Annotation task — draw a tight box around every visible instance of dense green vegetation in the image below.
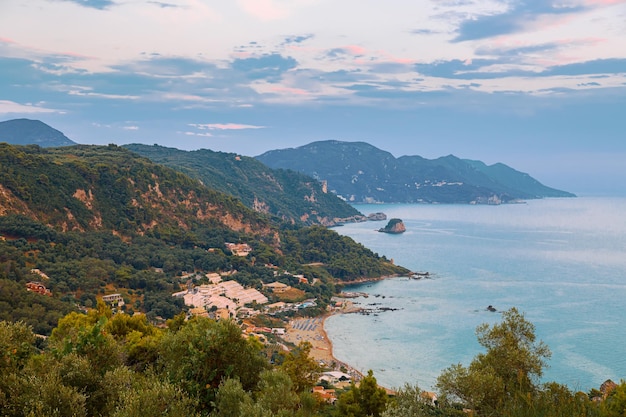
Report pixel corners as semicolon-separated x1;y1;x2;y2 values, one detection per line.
1;307;624;417
0;143;271;234
125;144;361;226
0;143;407;333
2;141;619;416
0;213;406;334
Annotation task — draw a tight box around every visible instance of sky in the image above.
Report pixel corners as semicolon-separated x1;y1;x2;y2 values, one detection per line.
1;0;625;195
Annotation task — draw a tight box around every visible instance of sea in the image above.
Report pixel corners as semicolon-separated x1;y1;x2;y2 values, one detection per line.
324;197;626;392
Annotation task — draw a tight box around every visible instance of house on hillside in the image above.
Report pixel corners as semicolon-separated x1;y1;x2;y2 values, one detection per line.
312;386;337;403
26;281;52;296
294;274;309;284
263;282;290;293
225;242;252;257
102;293;124;307
30;269;50;280
179;281;267;311
319;371;352;385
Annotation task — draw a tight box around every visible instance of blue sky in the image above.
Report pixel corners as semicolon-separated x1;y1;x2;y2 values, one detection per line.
1;0;625;195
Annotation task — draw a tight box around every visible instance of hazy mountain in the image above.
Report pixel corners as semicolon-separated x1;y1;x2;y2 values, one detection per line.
256;140;575;204
0;118;77;147
125;144;362;226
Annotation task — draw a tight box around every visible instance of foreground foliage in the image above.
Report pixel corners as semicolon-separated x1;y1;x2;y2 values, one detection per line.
1;307;624;417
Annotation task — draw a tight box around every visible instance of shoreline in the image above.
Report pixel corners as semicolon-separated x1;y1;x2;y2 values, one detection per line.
280;276;410;388
281;300;367;382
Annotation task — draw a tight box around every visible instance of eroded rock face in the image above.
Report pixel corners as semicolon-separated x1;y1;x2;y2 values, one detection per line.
378;218;406;234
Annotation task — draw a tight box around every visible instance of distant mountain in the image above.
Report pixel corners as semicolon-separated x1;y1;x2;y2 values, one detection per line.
125;144;361;226
0;119;77;147
256;140;575;204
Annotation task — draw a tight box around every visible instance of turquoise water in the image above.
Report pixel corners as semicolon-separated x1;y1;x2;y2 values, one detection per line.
325;198;626;392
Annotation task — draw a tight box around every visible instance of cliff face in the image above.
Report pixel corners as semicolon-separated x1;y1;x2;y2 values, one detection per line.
379;218;406;234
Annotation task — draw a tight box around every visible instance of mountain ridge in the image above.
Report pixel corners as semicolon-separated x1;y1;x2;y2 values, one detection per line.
256;140;575;204
124;144;362;226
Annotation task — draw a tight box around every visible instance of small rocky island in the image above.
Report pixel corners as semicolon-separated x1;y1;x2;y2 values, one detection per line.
378;218;406;234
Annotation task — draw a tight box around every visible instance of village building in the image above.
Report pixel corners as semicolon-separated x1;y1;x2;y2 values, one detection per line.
294;274;309;284
265;301;286;311
102;293;124;307
225;242;252;257
205;272;222;284
312;386;337;403
25;281;52;296
263;282;290;293
30;269;50;280
178;280;268;312
319;371;352;385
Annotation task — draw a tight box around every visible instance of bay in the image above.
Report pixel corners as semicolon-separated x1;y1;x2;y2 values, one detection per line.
325;197;626;392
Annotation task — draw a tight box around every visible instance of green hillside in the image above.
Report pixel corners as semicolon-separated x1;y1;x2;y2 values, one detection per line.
125;144;361;226
0;143;407;334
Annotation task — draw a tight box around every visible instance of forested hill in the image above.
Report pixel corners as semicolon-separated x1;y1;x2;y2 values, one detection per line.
0;143;408;334
0;143;273;239
125;144;361;226
257;140;576;204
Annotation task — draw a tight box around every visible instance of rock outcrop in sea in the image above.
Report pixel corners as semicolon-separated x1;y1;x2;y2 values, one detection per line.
378;218;406;234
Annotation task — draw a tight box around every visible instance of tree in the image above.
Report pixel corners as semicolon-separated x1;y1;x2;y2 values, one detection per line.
382;383;450;417
158;317;268;411
603;380;626;417
436;308;551;416
336;370;388;417
256;369;299;414
280;341;322;393
111;372;200;417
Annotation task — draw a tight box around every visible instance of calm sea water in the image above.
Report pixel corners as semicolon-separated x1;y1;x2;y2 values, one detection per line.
325;197;626;392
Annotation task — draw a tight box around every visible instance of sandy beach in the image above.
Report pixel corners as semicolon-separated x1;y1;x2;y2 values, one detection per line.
282;316;335;364
280;300;364;378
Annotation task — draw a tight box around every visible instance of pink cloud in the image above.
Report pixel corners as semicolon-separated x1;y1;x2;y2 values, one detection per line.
270;86;309;95
344;45;367;56
584;0;626;5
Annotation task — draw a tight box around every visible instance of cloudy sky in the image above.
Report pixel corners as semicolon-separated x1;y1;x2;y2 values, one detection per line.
1;0;625;195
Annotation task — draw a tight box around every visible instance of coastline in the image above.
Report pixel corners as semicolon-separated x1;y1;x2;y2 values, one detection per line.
281;301;365;381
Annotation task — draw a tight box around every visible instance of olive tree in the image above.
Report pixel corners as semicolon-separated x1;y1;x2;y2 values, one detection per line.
436;308;551;416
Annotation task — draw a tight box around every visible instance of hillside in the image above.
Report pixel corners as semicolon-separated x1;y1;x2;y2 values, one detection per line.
256;140;575;204
0;118;77;147
0;143;272;238
124;144;361;226
0;143;408;334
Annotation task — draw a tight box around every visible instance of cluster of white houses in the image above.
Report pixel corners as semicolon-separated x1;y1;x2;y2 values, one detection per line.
171;268;320;318
174;278;268;313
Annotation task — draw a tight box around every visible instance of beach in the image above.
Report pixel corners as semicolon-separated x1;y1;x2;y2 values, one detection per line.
281;300;364;380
